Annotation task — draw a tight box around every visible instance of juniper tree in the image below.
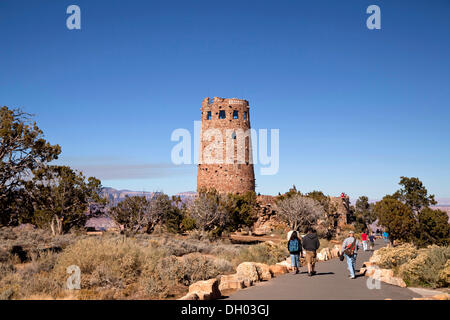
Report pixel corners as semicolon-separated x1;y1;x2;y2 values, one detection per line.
0;106;61;225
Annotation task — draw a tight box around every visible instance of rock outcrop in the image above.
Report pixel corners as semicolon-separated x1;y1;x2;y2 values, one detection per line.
252;196;287;235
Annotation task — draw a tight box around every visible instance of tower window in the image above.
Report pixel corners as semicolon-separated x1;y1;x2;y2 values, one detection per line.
233;110;238;119
232;131;236;139
244;111;248;120
207;111;211;120
219;110;226;119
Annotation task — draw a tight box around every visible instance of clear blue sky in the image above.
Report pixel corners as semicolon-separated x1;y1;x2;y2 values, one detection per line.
1;0;449;201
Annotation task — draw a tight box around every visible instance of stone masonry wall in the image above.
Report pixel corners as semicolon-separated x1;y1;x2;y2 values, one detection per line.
197;97;255;194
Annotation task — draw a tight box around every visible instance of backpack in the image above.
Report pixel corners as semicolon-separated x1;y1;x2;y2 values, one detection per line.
289;239;299;253
344;238;357;256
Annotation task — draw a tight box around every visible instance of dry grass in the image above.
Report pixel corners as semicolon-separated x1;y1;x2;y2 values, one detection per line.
227;242;288;266
0;229;275;300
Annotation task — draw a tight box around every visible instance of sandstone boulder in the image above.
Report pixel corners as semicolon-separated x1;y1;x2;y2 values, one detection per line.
188;278;221;300
319;248;331;261
242;279;253;287
255;263;272;281
362;261;376;267
316;252;324;261
178;292;199;300
218;274;246;291
269;264;288;276
236;262;260;282
276;258;292;269
364;265;406;288
331;245;341;258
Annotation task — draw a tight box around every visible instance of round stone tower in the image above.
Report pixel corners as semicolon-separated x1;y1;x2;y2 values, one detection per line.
197;97;255;194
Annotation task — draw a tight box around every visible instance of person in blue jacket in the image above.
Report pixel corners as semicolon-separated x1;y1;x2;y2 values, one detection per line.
287;231;303;274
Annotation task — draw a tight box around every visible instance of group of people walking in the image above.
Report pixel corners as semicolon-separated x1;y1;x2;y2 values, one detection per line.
361;230;377;251
287;228;380;279
287;228;320;276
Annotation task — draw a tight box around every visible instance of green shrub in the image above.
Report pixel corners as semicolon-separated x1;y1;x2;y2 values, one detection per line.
181;216;196;231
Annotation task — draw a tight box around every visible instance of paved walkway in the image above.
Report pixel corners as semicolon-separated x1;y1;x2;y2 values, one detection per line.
228;240;422;300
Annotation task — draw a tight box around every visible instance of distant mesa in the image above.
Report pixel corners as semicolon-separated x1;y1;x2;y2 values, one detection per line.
101;187;160;206
100;187;196;206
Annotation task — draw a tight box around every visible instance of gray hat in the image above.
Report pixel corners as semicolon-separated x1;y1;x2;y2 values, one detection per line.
348;230;355;235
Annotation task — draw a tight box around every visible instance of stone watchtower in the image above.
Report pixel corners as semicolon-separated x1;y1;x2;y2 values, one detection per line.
197;97;255;194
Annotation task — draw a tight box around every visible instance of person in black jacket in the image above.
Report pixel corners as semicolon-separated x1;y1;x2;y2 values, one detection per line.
287;231;302;274
302;227;320;276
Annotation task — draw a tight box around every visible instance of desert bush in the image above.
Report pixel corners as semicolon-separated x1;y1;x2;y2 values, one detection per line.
0;226;80;258
140;255;184;299
210;244;242;262
377;243;418;269
0;248;11;263
140;252;232;299
0;261;15;282
51;235;237;299
319;239;332;250
0;261;62;299
24;251;58;275
399;246;450;288
53;237;151;289
0;230;292;299
180;253;233;285
0;288;14;300
157;236;210;256
234;242;287;266
438;260;450;287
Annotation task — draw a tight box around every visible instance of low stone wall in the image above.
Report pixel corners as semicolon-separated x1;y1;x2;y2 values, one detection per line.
359;251;407;288
178;261;289;300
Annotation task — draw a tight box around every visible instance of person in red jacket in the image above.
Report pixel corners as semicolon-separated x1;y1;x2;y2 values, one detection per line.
361;231;368;251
